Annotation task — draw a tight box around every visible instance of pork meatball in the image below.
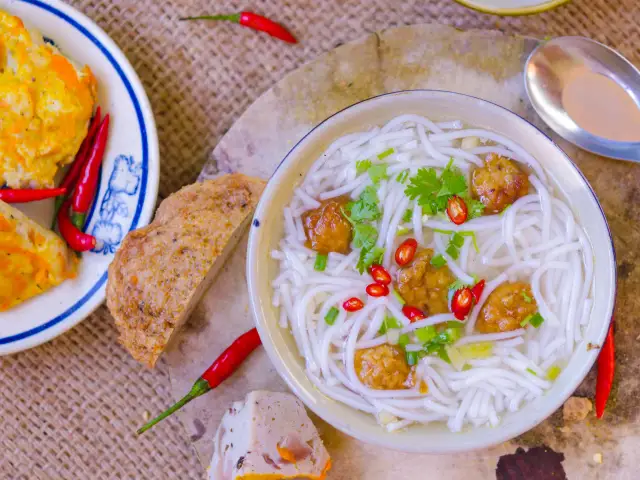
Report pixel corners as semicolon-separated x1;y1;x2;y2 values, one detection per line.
396;249;455;315
476;281;538;333
354;344;415;390
471;154;529;213
302;196;352;254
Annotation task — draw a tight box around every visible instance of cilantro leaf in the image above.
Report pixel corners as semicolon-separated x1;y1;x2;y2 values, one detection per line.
356;159;372;175
405;168;440;202
357;246;385;274
352;224;377;250
368;163;388;184
468;199;485;219
438;161;468;198
345;186;381;223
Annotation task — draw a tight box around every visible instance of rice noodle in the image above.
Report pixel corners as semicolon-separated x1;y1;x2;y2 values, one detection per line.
272;114;595;433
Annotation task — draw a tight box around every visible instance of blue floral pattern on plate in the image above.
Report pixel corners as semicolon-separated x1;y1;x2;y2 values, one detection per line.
91;154;142;254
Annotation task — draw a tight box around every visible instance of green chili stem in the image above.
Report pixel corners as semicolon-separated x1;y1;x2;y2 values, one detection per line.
179;14;241;23
137;377;211;435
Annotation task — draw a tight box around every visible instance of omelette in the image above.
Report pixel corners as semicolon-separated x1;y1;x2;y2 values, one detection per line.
0;10;97;188
0;200;77;311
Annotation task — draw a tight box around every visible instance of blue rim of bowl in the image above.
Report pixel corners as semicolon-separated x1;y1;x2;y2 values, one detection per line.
250;89;616;452
0;0;150;346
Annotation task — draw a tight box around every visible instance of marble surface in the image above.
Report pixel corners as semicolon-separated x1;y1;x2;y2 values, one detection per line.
166;24;638;478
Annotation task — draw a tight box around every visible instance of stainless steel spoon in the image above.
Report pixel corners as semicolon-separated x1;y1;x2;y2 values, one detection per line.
525;36;640;161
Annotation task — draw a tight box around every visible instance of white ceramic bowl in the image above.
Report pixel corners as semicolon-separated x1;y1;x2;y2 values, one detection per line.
0;0;159;354
453;0;570;16
247;90;616;452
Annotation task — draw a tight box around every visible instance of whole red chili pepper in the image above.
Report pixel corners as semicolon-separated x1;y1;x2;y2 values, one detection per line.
595;321;614;419
137;328;262;434
0;187;66;203
180;12;297;44
71;114;110;230
57;200;96;252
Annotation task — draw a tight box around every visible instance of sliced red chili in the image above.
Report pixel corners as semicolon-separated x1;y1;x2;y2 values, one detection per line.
343;297;364;312
395;238;418;266
366;283;389;297
402;305;426;323
369;264;391;285
451;287;474;320
447;195;468;225
595;322;614;419
471;279;486;303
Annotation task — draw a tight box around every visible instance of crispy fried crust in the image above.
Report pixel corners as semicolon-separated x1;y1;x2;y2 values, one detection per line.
106;174;265;367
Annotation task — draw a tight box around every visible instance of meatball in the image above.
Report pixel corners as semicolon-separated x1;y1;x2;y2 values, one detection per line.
476;281;538;333
471;154;529;213
302;196;352;254
396;249;455;315
354;344;415;390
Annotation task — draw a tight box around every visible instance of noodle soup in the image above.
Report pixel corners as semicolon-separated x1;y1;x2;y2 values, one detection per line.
270;114;595;433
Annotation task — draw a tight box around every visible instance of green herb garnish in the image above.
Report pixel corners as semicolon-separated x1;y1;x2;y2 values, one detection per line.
529;312;545;328
368;163;388;184
468;199;485;219
547;365;562;380
314;253;328;272
378;316;402;335
430;254;447;268
402;208;413;223
451;232;465;248
357;246;385;274
378;148;394;160
397;226;410;236
345;186;381;224
397;170;409;184
398;333;410;348
449;279;469;292
406;351;419;366
446;243;460;260
324;307;339;325
352;224;377;249
522;291;533;303
526;367;537;376
415;326;437;343
356;159;372;175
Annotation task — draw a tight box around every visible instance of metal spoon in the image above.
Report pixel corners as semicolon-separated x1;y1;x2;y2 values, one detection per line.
525;36;640;161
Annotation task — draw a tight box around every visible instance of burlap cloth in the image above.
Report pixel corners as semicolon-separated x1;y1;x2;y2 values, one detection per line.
1;1;637;479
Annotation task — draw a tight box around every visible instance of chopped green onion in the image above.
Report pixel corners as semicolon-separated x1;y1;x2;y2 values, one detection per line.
392;289;406;305
446;243;459;260
356;159;372;175
526;367;537;376
529;312;545;328
396;226;410;236
458;342;493;359
437;345;451;364
451;232;465;247
324;307;339;325
522;291;533;303
547;365;562;380
406;351;419;366
378;316;402;335
417;350;428;359
430;254;447;268
378;148;394;160
520;314;533;327
446;321;464;329
314;253;328;272
462;363;472;371
368;163;389;184
444;327;462;343
415;326;437;343
398;333;410;348
402;208;413;223
397;170;409;184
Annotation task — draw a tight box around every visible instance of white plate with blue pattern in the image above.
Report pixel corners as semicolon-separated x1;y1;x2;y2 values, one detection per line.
0;0;159;354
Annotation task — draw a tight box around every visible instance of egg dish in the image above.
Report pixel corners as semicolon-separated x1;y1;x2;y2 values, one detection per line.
0;10;97;188
0;200;77;311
